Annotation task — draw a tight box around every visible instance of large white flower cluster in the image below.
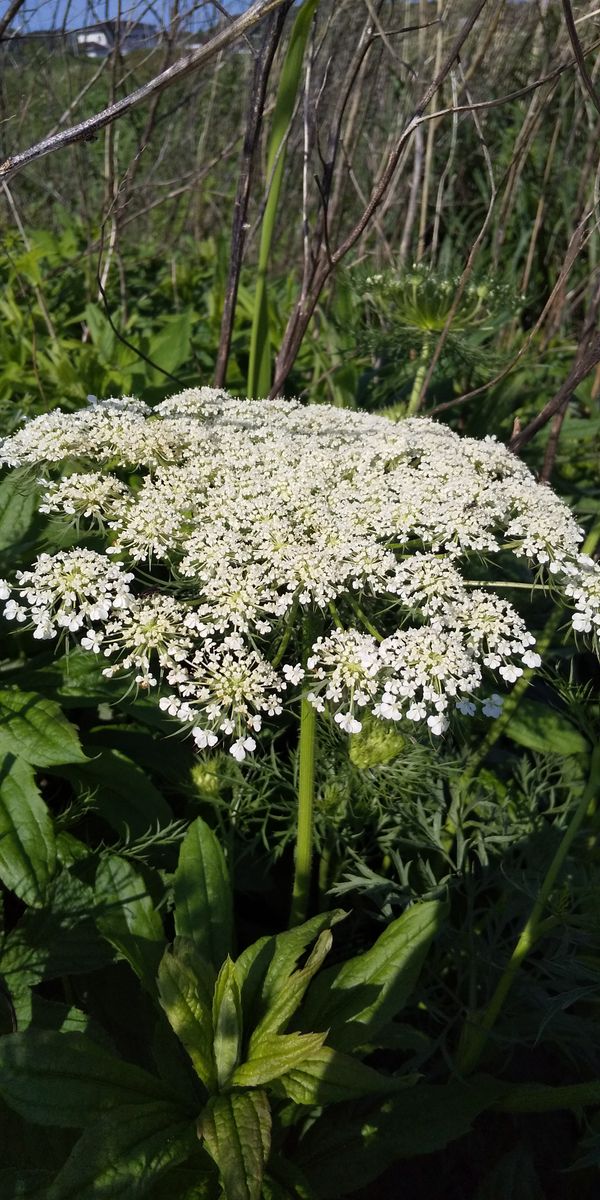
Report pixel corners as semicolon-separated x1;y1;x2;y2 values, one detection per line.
0;389;598;759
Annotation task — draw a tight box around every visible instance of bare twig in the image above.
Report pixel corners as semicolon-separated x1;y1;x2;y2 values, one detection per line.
0;0;292;182
561;0;600;116
0;0;28;42
214;3;293;386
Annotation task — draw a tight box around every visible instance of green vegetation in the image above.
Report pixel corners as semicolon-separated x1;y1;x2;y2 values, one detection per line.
0;2;600;1198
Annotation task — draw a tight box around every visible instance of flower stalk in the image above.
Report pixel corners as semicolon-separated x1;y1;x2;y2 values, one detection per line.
457;744;600;1075
406;332;432;417
289;690;318;927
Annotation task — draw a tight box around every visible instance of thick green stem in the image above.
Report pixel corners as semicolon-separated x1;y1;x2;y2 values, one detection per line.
406;333;432;416
457;745;600;1075
289;693;317;927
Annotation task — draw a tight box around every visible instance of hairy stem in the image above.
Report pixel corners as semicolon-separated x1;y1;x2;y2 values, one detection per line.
406;333;432;416
457;744;600;1075
289;692;318;927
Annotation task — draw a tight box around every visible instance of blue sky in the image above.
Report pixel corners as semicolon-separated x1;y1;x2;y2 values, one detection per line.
11;0;250;32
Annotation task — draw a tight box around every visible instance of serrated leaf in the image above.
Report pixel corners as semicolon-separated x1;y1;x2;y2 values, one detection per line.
46;1101;199;1200
158;942;216;1090
0;1031;177;1127
276;1045;417;1105
249;930;333;1048
0;687;87;767
199;1090;271;1200
0;468;37;551
0;755;56;906
505;699;589;756
232;1031;326;1089
297;1078;505;1197
58;749;172;838
96;855;166;995
235;911;345;1031
212;957;242;1089
174;817;232;970
300;900;443;1052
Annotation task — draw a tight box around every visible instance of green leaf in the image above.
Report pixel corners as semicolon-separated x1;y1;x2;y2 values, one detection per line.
96;855;166;995
504;699;589;756
58;749;173;838
297;1078;505;1197
147;310;193;380
174;817;233;970
158;941;216;1091
232;1032;327;1089
0;1031;177;1127
235;911;345;1031
0;755;56;906
249;930;333;1048
276;1045;417;1106
0;468;37;552
300;900;444;1052
84;303;116;364
46;1102;199;1200
199;1090;271;1200
0;687;87;767
212;957;243;1089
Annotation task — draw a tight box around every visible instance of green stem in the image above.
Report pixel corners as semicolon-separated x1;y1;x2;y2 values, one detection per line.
289;693;318;927
457;745;600;1075
406;333;432;416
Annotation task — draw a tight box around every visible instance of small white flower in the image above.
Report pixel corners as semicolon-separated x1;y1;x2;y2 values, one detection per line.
334;711;363;734
192;726;218;750
521;649;541;668
283;663;305;685
456;698;476;716
427;713;448;736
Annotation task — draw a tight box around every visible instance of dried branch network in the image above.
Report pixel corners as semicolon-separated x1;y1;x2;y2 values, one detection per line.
0;392;598;760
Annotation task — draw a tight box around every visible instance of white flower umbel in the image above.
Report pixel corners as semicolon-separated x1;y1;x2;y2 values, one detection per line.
1;388;598;754
5;389;599;925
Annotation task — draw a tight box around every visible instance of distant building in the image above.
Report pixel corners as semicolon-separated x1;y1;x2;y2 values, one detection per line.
0;19;164;59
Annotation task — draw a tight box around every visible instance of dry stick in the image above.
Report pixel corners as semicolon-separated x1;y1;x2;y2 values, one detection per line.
0;0;292;183
272;16;600;397
430;69;458;265
0;0;27;41
417;0;444;262
270;0;491;397
399;124;423;265
561;0;600;116
214;4;292;387
410;63;497;412
510;291;600;456
429;204;597;419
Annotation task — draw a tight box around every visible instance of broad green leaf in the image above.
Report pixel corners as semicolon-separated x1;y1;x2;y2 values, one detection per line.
0;1031;177;1127
174;817;233;970
235;911;345;1030
0;468;37;551
147;310;193;380
84;303;116;364
504;699;589;756
46;1102;199;1200
0;869;110;991
158;942;216;1090
297;1078;505;1197
0;687;87;767
0;755;56;906
249;929;333;1047
212;957;242;1089
276;1045;417;1106
232;1031;327;1089
96;855;166;995
300;900;443;1052
199;1090;271;1200
58;749;173;838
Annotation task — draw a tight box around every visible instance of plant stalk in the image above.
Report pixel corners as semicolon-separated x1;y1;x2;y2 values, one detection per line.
289;692;318;927
406;333;432;416
457;744;600;1075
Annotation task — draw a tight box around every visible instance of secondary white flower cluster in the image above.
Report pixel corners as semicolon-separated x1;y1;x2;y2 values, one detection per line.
0;389;597;757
